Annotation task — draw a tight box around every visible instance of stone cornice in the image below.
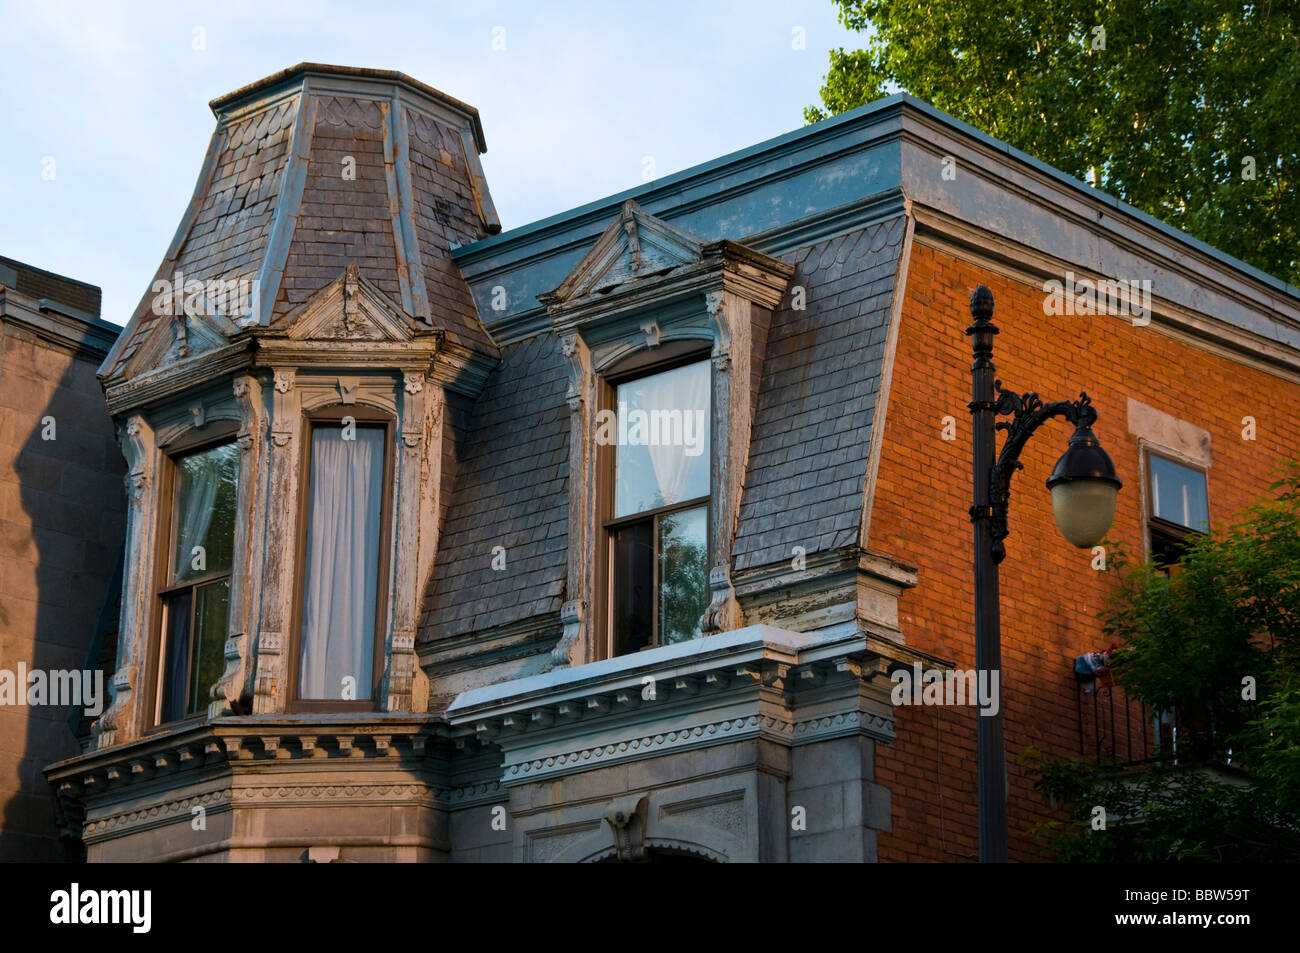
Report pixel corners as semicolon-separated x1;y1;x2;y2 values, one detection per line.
445;624;901;785
0;287;119;360
103;340;254;415
910;203;1300;382
47;716;452;801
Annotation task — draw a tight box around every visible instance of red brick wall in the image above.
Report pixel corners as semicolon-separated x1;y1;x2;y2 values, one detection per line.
869;240;1300;862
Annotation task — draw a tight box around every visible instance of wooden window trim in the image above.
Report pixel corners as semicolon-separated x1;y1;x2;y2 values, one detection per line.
145;422;240;733
596;345;713;659
285;404;395;713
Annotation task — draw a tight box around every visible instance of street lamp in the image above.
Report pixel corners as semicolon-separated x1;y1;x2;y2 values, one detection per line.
966;284;1121;863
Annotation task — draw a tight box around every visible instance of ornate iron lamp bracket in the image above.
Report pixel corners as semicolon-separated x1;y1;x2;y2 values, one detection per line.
987;383;1096;562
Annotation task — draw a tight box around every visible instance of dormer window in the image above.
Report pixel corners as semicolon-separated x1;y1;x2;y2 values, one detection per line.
154;434;240;725
604;354;711;655
539;201;792;667
290;406;394;709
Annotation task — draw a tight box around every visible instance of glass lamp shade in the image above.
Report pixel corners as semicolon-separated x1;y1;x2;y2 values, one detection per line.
1046;426;1122;548
1049;478;1119;548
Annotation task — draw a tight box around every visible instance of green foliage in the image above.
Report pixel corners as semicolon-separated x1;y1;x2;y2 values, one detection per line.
1026;749;1300;862
1247;670;1300;817
808;1;1300;285
1025;461;1300;860
1102;460;1300;741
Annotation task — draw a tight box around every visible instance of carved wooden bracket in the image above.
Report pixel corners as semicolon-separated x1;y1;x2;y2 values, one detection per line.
271;370;295;446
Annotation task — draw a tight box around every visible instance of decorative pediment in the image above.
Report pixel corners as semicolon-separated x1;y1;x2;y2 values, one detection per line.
122;292;242;379
284;265;415;343
542;201;707;306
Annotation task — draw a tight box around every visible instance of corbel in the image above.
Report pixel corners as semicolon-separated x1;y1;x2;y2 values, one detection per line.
271;369;296;446
604;794;649;862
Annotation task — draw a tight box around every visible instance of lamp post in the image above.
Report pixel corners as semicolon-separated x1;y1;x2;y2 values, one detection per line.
966;284;1122;863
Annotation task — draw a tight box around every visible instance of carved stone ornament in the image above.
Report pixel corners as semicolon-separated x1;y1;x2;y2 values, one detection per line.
603;794;649;862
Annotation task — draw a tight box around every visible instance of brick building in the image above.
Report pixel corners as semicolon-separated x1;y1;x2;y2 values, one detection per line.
0;258;123;861
40;64;1300;862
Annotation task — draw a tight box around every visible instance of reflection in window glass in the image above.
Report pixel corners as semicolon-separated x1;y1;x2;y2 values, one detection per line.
614;361;710;518
171;443;239;583
658;506;708;645
158;441;239;724
1149;455;1208;531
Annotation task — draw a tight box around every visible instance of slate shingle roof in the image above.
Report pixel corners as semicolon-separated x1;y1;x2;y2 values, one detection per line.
104;68;498;380
421;215;906;642
404;109;498;353
107;96;298;371
419;332;570;641
732;215;906;571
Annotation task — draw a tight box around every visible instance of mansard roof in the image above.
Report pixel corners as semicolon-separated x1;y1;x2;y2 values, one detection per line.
453;94;1300;369
100;63;501;387
418;203;907;657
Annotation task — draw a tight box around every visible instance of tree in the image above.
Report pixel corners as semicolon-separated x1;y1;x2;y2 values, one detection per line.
1028;461;1300;861
807;1;1299;286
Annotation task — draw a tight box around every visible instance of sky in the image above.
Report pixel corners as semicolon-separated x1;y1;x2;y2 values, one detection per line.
0;0;862;326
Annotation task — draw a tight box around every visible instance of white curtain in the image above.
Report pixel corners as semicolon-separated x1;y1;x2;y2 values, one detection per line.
298;427;383;700
643;361;710;507
174;451;222;578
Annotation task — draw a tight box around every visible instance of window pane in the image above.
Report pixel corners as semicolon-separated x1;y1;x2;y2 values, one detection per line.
610;520;653;655
188;580;230;716
299;425;385;700
658;506;708;645
158;589;193;724
1149;455;1208;531
172;442;240;583
614;360;710;517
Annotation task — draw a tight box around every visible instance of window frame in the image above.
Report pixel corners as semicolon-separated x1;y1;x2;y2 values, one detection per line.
147;421;240;731
1143;447;1209;567
596;343;713;659
285;403;395;713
